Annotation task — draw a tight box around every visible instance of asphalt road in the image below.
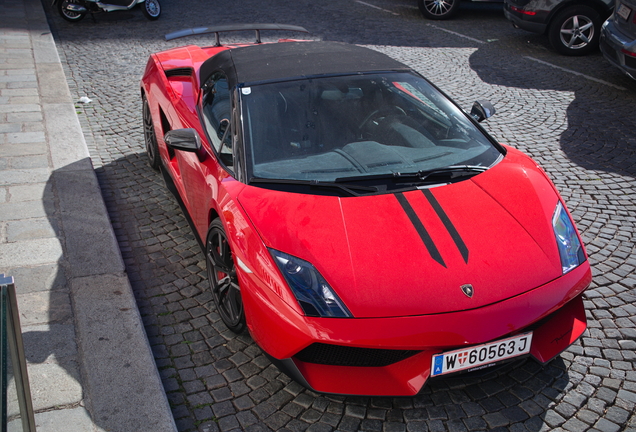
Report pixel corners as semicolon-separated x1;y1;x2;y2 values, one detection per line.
42;0;636;431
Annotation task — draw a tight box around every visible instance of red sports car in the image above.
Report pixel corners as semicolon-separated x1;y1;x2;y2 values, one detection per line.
140;24;591;396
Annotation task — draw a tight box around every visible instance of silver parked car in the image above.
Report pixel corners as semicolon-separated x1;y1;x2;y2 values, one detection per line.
504;0;613;55
600;0;636;79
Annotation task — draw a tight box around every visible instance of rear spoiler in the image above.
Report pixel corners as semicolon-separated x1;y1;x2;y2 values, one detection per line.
165;23;310;46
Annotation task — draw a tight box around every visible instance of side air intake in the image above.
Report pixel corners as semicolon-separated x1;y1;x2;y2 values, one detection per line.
165;67;193;77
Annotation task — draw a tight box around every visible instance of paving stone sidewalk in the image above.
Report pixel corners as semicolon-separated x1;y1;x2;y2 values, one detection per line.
0;0;176;430
33;0;636;431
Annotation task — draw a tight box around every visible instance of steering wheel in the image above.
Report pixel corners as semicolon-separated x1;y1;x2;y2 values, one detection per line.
359;105;407;131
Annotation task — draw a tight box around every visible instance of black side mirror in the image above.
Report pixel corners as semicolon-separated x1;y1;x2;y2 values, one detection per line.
470;100;496;122
164;128;202;152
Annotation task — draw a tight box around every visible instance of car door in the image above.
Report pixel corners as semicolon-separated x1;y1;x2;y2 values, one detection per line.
175;72;234;238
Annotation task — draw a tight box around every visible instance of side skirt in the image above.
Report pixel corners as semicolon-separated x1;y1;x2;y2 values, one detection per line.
159;164;205;251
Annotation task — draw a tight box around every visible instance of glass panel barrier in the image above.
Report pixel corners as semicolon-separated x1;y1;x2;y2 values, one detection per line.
0;275;36;432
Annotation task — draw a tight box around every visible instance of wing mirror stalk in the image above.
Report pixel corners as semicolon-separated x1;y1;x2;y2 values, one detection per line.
470;100;496;122
164;128;207;160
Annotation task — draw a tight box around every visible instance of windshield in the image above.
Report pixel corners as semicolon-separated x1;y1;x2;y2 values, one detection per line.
240;72;502;185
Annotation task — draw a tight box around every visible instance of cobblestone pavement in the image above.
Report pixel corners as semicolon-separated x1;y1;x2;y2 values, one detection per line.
41;0;636;430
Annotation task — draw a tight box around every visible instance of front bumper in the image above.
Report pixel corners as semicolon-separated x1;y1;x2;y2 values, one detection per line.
241;263;591;396
600;19;636;79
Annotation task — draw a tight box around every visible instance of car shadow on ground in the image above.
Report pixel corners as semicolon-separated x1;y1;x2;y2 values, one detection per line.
64;149;579;431
37;0;626;428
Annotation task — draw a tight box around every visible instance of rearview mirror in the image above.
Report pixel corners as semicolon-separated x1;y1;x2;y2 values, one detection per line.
217;119;230;139
470;100;496;122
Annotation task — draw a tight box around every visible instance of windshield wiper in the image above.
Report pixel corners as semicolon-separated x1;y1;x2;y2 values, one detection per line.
415;165;488;181
249;177;379;197
335;165;488;184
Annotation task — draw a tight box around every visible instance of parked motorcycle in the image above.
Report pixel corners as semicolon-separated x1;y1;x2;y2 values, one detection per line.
53;0;161;22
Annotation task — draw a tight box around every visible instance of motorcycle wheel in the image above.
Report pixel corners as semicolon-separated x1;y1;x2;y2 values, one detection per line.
57;0;87;22
142;0;161;20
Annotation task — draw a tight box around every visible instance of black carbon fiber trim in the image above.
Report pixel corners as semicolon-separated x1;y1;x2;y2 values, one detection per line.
165;67;194;77
295;343;420;367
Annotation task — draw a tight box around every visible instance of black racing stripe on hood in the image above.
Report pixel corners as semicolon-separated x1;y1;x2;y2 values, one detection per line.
422;189;469;264
395;193;446;268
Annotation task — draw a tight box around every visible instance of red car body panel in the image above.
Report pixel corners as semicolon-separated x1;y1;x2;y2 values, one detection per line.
240;261;589;395
140;38;591;396
237;146;566;318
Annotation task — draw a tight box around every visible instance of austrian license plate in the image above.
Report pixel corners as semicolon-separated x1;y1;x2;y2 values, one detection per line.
431;332;533;377
618;3;632;20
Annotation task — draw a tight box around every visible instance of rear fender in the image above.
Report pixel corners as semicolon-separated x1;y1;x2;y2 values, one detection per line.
546;0;612;26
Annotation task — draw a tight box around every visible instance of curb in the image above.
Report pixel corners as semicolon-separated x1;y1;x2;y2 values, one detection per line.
29;0;177;429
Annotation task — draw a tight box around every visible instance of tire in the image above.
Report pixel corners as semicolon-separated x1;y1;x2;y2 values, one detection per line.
418;0;460;20
206;220;246;334
57;0;86;22
142;96;161;170
548;6;601;56
141;0;161;20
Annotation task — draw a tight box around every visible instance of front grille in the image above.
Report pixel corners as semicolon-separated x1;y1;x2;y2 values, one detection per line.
294;343;420;367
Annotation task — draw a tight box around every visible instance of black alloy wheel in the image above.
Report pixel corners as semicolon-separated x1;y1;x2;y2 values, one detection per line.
548;6;601;56
142;96;160;170
418;0;460;20
206;220;246;334
57;0;86;22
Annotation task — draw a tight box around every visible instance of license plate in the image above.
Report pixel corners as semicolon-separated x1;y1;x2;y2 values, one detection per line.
618;4;631;20
431;332;533;377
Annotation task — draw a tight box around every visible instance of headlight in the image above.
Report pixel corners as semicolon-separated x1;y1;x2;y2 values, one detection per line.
552;202;585;274
269;249;352;318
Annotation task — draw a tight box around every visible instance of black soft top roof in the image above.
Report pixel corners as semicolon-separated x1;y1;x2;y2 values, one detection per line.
199;41;411;88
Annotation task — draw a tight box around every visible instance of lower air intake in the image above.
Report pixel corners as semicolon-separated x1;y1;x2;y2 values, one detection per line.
625;54;636;69
294;343;420;367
